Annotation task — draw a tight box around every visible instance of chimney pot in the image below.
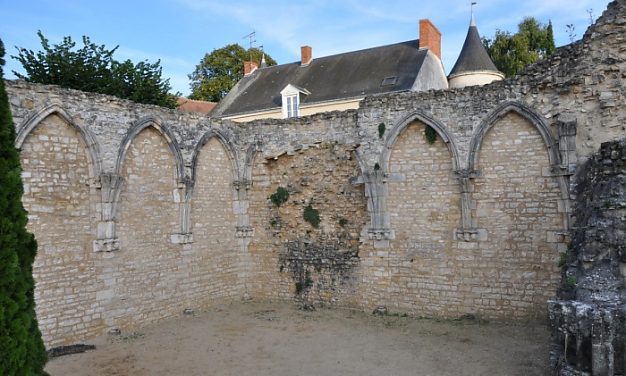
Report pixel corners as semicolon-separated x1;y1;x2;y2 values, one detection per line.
301;45;313;66
419;19;442;60
244;61;258;76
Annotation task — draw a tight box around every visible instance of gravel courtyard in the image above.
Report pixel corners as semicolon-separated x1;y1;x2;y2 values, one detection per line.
45;301;550;376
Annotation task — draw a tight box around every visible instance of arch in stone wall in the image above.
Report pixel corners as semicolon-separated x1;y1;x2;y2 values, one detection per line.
115;116;185;181
381;109;461;172
469;101;560;171
16;104;102;178
470;106;566;318
243;143;260;184
468;101;569;203
190;127;240;189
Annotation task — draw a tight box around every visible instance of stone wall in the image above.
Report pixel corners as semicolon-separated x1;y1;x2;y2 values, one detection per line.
6;0;625;347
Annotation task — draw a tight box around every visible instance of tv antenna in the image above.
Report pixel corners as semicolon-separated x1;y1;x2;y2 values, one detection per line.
242;30;257;60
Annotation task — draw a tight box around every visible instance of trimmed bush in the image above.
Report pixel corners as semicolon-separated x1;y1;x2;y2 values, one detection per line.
0;39;48;375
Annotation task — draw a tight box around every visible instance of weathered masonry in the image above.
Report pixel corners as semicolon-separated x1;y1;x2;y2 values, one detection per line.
6;1;625;348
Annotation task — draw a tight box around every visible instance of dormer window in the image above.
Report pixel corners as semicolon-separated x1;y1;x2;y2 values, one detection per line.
286;94;299;118
280;84;310;119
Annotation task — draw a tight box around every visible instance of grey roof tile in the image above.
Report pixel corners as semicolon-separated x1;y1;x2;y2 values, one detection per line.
214;40;428;117
449;25;499;77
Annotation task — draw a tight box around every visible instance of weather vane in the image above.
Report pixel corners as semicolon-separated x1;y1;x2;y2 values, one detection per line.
470;2;477;25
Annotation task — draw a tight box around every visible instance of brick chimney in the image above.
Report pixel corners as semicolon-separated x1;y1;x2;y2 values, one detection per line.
244;61;258;76
419;19;441;60
301;45;312;66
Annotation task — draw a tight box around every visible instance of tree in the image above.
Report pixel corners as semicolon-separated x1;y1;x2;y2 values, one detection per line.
0;39;48;375
483;17;556;77
188;44;277;102
13;31;178;108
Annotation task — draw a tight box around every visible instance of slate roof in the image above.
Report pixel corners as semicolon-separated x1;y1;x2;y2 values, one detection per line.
449;24;499;77
213;40;429;117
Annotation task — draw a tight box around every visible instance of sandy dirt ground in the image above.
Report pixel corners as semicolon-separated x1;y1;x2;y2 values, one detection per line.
45;301;549;376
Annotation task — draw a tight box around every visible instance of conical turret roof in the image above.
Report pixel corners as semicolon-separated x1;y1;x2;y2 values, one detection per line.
449;18;499;77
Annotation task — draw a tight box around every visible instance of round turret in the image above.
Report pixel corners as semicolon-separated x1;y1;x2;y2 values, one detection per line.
448;15;504;88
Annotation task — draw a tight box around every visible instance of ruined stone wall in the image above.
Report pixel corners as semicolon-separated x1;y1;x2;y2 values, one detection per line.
247;143;367;306
5;0;625;347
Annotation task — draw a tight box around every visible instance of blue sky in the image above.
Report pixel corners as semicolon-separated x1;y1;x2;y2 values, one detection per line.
1;0;611;96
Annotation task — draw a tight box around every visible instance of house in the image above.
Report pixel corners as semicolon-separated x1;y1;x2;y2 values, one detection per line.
211;20;449;122
176;97;216;114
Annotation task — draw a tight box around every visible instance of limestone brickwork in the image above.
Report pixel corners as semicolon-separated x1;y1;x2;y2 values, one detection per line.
5;0;625;347
20;114;102;346
472;113;564;318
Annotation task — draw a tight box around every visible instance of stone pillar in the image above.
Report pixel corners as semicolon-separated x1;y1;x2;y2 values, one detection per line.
361;170;394;248
557;114;577;174
171;177;193;244
93;172;123;252
453;169;487;242
234;179;254;300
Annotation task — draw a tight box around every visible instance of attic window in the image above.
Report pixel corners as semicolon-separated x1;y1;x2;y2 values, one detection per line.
286;94;299;118
280;84;310;119
381;76;398;87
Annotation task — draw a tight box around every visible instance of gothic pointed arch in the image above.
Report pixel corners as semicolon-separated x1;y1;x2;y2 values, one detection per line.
115;116;185;181
190;127;240;188
381;110;460;172
469;101;560;171
16;104;102;178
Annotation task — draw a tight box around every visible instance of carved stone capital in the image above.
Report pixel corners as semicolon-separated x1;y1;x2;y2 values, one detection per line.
453;228;488;242
93;238;120;252
233;179;252;191
367;228;394;241
171;233;194;244
235;226;254;238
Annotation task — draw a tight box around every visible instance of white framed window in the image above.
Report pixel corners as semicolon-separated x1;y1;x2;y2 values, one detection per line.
286;94;299;118
280;84;310;119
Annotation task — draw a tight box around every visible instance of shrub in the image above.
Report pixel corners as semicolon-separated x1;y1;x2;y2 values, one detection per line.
269;186;289;207
0;38;48;375
303;204;320;228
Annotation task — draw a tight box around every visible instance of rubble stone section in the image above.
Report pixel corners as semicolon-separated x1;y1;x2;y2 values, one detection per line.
20;114;103;346
247;144;367;306
474;113;563;318
549;140;626;376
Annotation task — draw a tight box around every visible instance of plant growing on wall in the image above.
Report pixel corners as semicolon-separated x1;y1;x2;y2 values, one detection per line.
424;125;437;145
0;38;48;375
378;123;386;139
303;204;320;228
269;186;289;207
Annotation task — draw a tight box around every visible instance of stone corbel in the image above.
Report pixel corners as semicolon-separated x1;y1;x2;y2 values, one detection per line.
94;173;124;252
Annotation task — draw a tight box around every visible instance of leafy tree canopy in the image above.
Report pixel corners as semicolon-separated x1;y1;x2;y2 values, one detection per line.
188;44;277;102
13;31;178;108
483;17;556;77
